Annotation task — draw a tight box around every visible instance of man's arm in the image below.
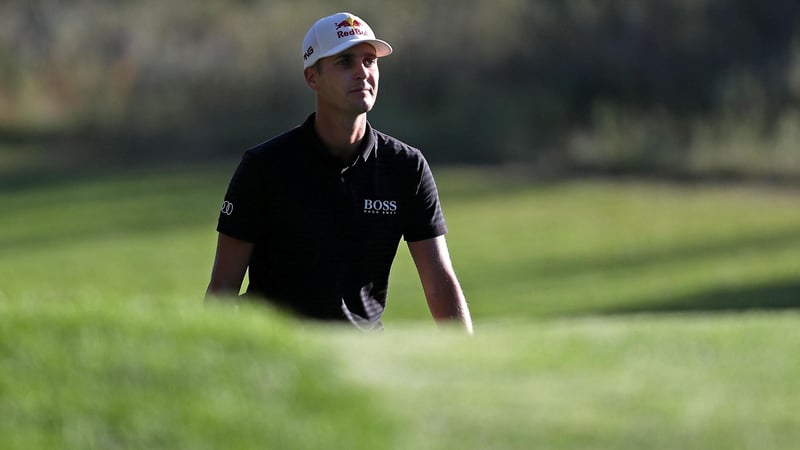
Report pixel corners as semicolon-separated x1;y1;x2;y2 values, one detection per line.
407;235;473;334
206;233;254;299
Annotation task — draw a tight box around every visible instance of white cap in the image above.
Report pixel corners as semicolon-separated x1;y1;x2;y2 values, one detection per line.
302;12;393;69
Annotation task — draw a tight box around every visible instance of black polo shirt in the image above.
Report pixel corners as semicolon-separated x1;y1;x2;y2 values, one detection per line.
217;113;447;327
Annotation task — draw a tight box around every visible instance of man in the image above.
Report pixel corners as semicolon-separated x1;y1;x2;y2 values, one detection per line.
206;12;472;333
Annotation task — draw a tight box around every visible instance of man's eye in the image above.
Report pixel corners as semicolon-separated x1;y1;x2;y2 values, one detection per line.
364;58;377;67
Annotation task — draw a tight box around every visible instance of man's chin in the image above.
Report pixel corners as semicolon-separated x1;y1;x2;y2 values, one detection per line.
347;91;376;109
351;100;375;114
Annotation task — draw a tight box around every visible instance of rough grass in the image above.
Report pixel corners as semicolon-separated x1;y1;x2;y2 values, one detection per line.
0;295;402;450
328;313;800;450
2;294;798;450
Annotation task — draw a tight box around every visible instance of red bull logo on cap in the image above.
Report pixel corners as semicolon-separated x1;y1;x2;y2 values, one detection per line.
334;15;369;39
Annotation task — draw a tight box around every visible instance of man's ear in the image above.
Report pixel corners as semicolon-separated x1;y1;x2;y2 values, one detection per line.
304;67;318;90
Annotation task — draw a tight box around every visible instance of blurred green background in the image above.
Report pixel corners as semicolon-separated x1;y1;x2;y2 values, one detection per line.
2;1;800;449
2;0;800;177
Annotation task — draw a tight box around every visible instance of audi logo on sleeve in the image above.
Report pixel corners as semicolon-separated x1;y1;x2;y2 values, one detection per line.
220;201;234;216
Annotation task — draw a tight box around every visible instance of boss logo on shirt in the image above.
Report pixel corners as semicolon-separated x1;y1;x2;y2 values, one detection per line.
363;199;397;215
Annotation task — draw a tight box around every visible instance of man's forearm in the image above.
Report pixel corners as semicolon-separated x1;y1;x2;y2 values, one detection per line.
408;236;474;334
425;282;474;334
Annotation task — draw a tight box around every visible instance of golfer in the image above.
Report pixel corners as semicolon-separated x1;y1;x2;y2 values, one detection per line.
206;12;473;333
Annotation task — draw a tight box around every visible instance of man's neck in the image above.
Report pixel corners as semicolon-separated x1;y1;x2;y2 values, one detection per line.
313;111;368;161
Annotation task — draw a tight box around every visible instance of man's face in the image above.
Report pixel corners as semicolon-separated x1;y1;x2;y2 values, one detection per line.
307;43;380;115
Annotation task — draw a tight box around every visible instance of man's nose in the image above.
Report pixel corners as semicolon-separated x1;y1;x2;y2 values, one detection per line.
354;63;369;80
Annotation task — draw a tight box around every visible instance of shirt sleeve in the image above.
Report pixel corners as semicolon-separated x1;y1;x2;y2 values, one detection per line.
216;150;266;242
403;155;448;242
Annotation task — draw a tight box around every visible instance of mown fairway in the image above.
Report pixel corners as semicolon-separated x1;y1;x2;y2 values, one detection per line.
1;164;799;449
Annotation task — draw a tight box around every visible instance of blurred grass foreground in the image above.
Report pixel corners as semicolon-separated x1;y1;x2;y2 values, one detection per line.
3;294;799;450
2;0;800;178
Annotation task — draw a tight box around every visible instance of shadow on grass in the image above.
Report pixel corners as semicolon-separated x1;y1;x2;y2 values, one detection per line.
472;229;800;294
602;279;800;314
0;164;233;255
533;229;800;280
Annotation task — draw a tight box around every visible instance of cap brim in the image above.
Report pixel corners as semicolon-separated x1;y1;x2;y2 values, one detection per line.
318;38;393;61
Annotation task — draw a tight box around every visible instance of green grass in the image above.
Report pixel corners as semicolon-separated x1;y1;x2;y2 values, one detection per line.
1;163;800;449
330;313;800;450
387;168;800;319
0;295;402;449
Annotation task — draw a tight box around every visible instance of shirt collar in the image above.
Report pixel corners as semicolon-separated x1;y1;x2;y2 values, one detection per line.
301;113;376;167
